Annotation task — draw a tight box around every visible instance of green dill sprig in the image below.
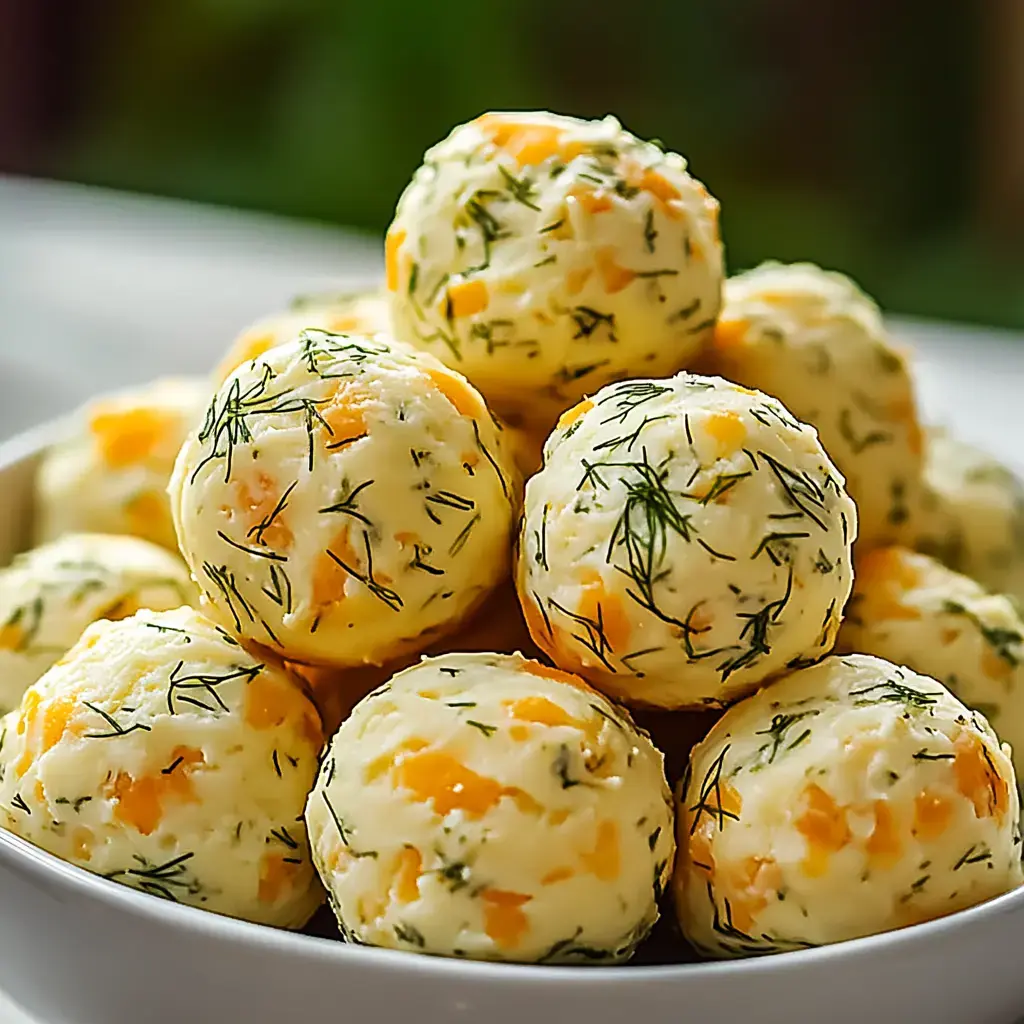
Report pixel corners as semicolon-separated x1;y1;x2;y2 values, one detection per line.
167;660;260;715
716;569;794;682
201;562;256;632
571;306;617;341
751;709;820;769
82;701;152;739
105;852;203;902
850;679;941;708
325;530;403;611
689;746;738;833
942;600;1022;669
319;478;374;525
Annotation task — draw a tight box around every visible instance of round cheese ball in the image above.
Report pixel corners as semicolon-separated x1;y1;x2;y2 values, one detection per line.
0;606;324;927
703;262;924;548
387;111;724;428
674;653;1023;957
904;427;1024;601
839;547;1024;777
517;373;857;709
170;330;519;667
214;289;391;384
305;652;675;963
35;378;209;551
0;533;195;713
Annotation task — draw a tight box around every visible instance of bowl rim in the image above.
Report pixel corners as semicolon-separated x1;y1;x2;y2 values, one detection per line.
3;422;1024;986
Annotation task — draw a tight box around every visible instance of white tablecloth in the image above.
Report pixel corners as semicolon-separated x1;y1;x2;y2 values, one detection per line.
0;175;1022;1023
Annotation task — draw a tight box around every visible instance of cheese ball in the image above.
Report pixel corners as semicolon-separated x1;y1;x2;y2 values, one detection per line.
675;654;1023;957
0;606;324;927
703;262;924;548
170;329;519;666
35;378;209;551
214;289;391;384
305;652;675;963
517;373;857;709
0;533;195;713
387;111;724;428
904;427;1024;601
838;547;1024;776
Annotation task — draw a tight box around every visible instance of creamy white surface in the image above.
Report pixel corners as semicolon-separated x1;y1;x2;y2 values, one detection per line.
171;330;519;666
0;533;195;713
34;377;210;552
306;652;674;963
675;654;1022;957
0;606;324;928
704;262;924;548
517;373;857;709
839;547;1024;777
904;427;1024;600
387;111;723;428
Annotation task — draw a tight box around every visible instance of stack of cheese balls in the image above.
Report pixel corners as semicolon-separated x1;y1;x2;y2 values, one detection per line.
2;109;1021;967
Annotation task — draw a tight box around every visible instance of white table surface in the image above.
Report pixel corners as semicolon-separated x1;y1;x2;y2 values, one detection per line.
1;174;1023;1023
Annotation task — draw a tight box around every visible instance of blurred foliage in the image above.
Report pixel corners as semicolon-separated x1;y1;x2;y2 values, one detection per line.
54;0;1024;326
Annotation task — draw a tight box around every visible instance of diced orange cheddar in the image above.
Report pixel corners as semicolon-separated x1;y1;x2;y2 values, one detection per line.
982;645;1014;682
236;472;294;551
392;846;422;904
557;399;593;430
0;623;24;651
576;568;632;653
565;266;593;296
14;691;80;778
541;866;574;885
796;783;850;877
621;161;683;220
245;669;323;747
89;405;177;468
481;888;532;948
913;787;954;840
505;695;575;728
259;851;301;903
475;115;585;167
703;410;747;457
217;330;277;380
580;819;620;881
321;382;370;449
864;799;902;868
364;738;429;783
719;855;781;932
566;185;613;215
595;247;636;294
854;548;923;622
71;826;94;862
954;731;1009;821
312;526;360;607
712;319;750;354
124;490;170;539
385;229;406;292
108;746;204;836
425;367;484;419
444;279;489;319
394;750;509;818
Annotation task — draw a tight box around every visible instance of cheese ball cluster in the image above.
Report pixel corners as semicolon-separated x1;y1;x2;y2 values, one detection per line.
387;111;723;428
35;377;208;551
517;373;857;709
0;606;324;928
170;329;519;667
0;533;195;713
305;653;675;963
214;289;391;384
839;547;1024;776
674;654;1022;957
703;262;924;548
904;428;1024;601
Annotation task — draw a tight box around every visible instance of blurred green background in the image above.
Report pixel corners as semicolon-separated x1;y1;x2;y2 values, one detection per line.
5;0;1024;327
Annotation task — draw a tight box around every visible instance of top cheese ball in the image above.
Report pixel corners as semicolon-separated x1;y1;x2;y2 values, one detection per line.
517;374;857;709
387;111;724;428
35;378;209;551
170;330;519;667
674;654;1022;957
703;262;924;548
214;289;391;384
0;533;195;713
904;427;1024;601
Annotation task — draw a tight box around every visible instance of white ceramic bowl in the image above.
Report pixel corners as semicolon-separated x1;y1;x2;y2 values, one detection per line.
1;428;1024;1024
